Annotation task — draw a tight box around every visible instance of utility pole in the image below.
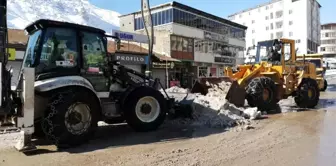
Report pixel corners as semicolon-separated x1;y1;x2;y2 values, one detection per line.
141;0;154;78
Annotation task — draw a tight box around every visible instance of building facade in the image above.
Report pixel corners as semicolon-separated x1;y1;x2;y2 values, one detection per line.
319;23;336;69
228;0;321;60
119;1;247;88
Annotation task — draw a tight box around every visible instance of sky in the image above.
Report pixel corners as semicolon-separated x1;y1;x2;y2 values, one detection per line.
90;0;335;24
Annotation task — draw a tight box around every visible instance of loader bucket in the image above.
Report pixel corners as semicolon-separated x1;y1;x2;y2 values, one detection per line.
191;77;246;107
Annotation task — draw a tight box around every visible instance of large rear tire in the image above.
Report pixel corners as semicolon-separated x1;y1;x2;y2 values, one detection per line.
41;88;99;148
295;78;320;108
124;86;167;132
246;77;278;113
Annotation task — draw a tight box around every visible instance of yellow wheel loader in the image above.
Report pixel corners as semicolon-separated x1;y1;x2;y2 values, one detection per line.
192;39;320;113
296;54;328;91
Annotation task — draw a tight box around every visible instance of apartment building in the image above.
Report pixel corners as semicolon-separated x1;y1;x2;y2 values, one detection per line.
119;1;246;88
319;23;336;69
228;0;321;58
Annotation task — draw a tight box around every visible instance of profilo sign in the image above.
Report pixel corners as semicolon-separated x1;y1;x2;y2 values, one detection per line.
114;53;147;65
111;30;155;44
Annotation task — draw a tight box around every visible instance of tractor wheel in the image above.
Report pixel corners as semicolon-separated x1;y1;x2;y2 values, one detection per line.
41;88;99;148
246;77;278;113
320;79;328;92
124;86;167;132
294;78;320;108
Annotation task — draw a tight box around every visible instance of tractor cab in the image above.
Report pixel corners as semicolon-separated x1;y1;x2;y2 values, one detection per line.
18;19;121;93
252;39;292;64
21;19;119;82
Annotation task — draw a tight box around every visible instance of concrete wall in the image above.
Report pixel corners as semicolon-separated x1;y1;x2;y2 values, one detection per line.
119;14;135;33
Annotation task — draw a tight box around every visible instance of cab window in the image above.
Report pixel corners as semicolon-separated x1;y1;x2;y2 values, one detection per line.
36;28;78;73
81;31;107;72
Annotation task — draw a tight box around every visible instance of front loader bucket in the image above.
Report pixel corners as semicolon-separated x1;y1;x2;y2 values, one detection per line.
191;77;246;107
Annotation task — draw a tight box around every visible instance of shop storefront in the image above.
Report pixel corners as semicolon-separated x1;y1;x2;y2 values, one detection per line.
170;61;195;89
113;52;148;73
151;53;181;89
194;61;231;78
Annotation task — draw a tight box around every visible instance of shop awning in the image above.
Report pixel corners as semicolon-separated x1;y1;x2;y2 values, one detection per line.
153;54;181;62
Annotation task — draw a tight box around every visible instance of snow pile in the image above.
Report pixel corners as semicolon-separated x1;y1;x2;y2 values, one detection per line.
164;81;261;128
7;0;120;32
164;86;188;93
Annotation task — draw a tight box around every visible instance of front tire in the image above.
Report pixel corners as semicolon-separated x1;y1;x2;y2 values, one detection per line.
246;77;278;113
41;88;99;148
295;78;320;108
124;86;167;132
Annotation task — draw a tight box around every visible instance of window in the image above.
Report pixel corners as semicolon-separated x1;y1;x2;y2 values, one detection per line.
265;6;269;10
289;10;293;14
266;16;269;20
252;30;255;33
252;20;255;24
182;38;188;52
81;31;108;91
239;14;242;18
23;30;42;68
276;21;283;29
270;13;273;19
82;31;106;71
276;31;283;38
198;67;208;77
36;28;78;74
210;67;217;77
270;23;274;30
252;39;255;45
275;10;283;18
177;36;183;51
320;47;325;51
270;33;274;39
296;39;301;43
218;67;224;77
266;26;269;30
187;39;193;52
171;36;177;51
283;43;291;61
289;32;293;37
289;21;293;25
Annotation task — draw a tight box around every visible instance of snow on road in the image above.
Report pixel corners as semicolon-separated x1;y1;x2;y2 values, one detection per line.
161;81;260;129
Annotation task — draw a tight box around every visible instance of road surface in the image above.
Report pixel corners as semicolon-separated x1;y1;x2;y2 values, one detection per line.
0;79;336;166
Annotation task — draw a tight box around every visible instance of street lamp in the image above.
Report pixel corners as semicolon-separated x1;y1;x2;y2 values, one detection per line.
141;0;154;78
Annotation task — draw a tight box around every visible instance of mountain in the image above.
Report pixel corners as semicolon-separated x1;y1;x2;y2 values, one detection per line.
7;0;120;33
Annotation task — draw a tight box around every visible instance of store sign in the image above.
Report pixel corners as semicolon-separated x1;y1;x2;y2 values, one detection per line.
152;62;175;69
114;53;147;65
204;31;229;43
111;30;154;44
214;57;234;64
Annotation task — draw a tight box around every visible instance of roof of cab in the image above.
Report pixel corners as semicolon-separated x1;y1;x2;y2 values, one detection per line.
24;19;106;34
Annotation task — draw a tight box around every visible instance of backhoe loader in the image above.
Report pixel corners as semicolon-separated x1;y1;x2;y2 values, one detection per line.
0;0;177;152
192;39;320;113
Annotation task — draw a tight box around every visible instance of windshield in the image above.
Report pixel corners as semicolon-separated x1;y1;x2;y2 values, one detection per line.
22;30;42;68
36;27;79;74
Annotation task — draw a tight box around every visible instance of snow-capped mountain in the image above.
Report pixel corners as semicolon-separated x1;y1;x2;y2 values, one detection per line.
7;0;120;32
